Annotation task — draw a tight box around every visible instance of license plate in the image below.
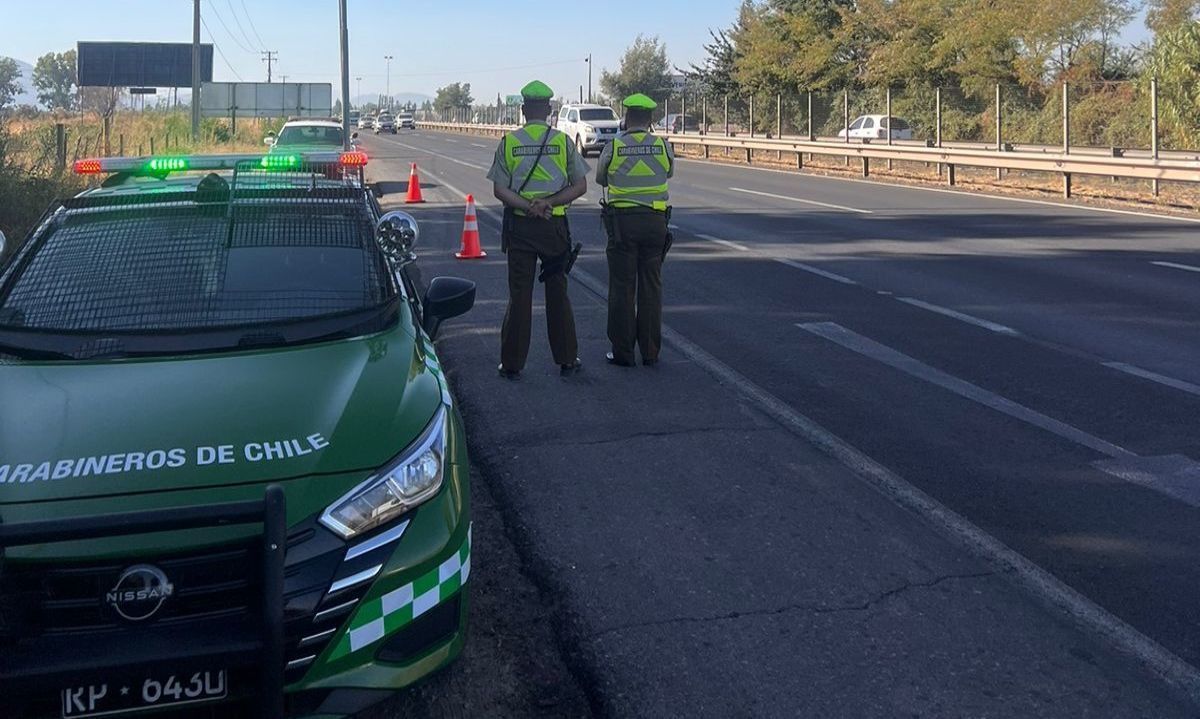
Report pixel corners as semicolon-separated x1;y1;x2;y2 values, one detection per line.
61;669;227;717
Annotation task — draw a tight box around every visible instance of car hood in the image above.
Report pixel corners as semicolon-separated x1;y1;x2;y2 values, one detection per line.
581;119;620;130
0;321;444;504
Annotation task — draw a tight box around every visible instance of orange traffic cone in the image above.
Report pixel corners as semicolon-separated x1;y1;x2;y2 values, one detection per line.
456;195;487;259
405;163;425;204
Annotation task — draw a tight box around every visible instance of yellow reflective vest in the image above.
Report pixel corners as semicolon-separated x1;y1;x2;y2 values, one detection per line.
606;131;670;211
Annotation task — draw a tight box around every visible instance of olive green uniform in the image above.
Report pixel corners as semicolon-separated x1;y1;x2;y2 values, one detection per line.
487;120;590;372
596;113;675;366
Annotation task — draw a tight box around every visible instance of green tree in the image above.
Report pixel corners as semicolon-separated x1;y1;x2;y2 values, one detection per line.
600;35;674;103
433;82;473;116
0;57;22;111
1145;20;1200;147
32;50;76;110
685;2;757;95
1146;0;1200;33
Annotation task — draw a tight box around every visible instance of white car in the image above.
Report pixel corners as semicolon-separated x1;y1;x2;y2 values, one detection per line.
556;103;620;157
357;114;374;130
265;119;356;152
396;112;415;129
838;115;914;141
373;114;396;134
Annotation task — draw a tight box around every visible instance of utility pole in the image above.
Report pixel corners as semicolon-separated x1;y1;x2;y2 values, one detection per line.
191;0;200;141
586;53;592;103
280;75;288;84
339;0;351;149
261;51;278;82
356;76;363;108
384;55;394;110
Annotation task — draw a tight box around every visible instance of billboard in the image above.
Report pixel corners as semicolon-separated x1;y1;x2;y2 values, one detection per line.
200;82;334;119
77;42;213;88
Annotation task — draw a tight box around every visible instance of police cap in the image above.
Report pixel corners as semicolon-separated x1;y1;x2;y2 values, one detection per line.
521;81;555;101
622;93;658;111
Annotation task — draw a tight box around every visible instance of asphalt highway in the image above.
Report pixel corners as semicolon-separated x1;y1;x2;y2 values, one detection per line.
361;129;1200;717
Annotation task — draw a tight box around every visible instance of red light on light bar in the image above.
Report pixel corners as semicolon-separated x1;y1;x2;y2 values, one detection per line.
74;159;103;174
339;151;368;167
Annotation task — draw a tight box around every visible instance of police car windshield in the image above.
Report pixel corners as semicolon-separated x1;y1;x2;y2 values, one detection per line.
276;125;344;147
0;198;393;345
579;108;617;121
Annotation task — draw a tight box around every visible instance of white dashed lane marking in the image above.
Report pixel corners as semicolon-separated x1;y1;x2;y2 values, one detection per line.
1151;261;1200;274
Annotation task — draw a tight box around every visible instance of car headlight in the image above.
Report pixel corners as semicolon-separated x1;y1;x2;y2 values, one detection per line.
320;406;448;539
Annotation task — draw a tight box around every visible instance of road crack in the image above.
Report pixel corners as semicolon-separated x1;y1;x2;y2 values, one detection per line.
586;571;997;641
508;425;773;449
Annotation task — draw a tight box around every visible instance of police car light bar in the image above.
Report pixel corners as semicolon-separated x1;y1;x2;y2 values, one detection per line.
73;151;369;176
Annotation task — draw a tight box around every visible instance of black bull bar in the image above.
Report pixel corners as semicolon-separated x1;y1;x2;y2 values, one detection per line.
0;485;287;719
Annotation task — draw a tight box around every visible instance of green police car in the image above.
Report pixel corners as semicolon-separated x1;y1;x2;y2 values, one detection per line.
0;151;475;718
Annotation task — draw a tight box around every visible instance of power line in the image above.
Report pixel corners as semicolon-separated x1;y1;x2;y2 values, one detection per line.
239;0;266;49
225;0;258;50
204;0;254;53
199;15;244;80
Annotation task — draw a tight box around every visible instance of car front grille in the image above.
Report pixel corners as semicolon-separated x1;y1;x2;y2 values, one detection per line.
0;515;416;685
0;544;259;638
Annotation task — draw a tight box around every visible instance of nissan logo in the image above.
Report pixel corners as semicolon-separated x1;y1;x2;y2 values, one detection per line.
104;564;174;622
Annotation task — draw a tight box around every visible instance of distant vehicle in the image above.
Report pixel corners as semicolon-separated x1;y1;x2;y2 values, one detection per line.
374;114;396;134
396;112;415;130
838;114;914;141
654;114;701;134
556;103;620;157
357;114;375;130
264;119;356;152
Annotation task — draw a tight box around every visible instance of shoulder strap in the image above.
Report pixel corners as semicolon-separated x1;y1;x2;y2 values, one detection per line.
517;126;553;195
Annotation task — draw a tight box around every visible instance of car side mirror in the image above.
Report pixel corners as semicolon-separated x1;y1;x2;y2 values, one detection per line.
376;210;419;264
422;276;476;339
264;134;276;146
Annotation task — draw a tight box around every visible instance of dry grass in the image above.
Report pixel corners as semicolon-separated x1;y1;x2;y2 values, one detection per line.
1;110;283;259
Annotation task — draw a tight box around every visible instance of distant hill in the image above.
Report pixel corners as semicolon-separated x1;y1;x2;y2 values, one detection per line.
2;57;39;107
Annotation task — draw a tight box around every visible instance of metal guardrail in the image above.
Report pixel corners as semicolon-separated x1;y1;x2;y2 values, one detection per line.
417;121;1200;196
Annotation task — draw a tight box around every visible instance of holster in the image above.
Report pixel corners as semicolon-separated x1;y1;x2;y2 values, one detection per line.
663;206;674;260
538;215;581;283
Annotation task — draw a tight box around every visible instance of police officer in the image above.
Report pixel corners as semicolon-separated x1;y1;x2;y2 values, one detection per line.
487;80;590;379
596;93;675;367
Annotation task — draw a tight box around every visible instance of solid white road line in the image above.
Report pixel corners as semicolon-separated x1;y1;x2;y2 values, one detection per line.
1151;261;1200;274
774;258;858;285
897;297;1020;335
797;321;1135;459
443;138;458;143
418;159;1200;702
470;143;490;148
730;186;872;214
1103;362;1200;398
696;233;750;252
678;157;1200;225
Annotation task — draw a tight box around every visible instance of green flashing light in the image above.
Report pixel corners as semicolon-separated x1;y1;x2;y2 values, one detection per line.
259;154;301;170
146;157;189;173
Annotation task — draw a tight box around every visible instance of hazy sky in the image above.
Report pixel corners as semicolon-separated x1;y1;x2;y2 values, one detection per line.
1;0;737;101
2;0;1155;101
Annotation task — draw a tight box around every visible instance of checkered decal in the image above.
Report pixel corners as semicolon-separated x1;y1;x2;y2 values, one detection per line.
330;525;471;660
